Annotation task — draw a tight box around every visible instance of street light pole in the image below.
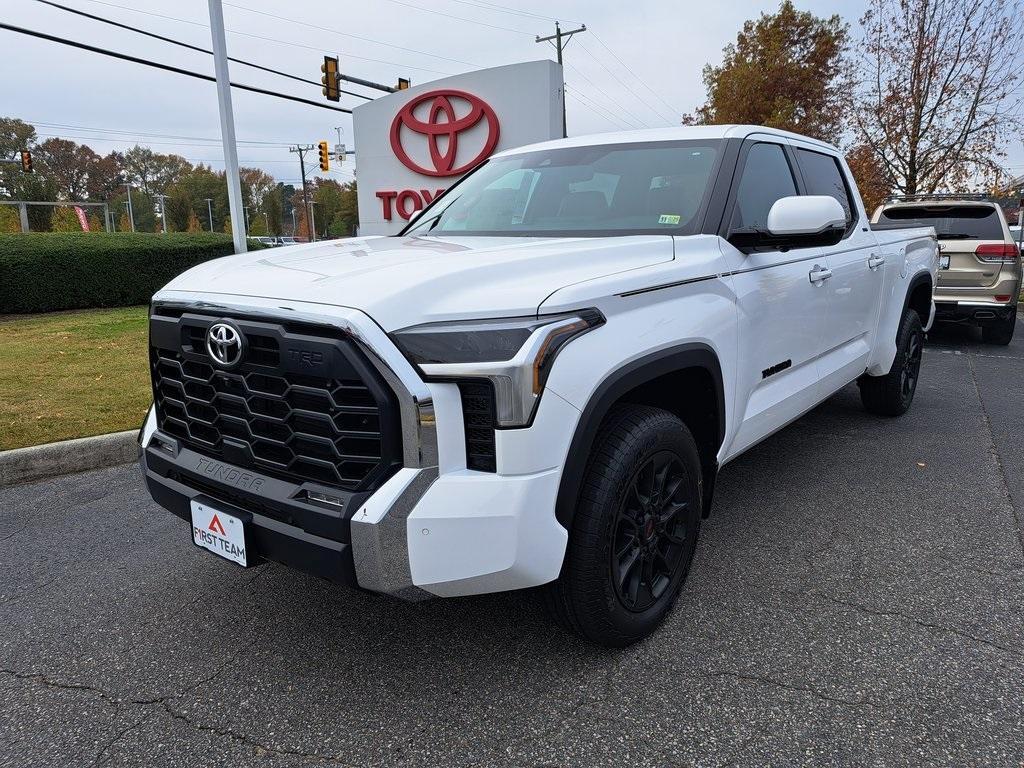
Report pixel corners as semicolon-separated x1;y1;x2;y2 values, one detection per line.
204;198;214;232
125;183;135;232
155;192;167;233
207;0;246;253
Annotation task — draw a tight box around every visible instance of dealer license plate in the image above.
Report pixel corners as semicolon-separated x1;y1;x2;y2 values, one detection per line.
940;255;950;269
190;500;248;566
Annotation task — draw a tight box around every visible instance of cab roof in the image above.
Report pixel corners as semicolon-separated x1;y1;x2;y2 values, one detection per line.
493;125;837;158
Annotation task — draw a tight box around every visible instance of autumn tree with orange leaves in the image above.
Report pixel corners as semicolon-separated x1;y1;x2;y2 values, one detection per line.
683;1;852;143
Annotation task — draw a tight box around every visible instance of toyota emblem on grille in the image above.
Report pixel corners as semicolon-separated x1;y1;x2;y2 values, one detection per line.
206;322;244;368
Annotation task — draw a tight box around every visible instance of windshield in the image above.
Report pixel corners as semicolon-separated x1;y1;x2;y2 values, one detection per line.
403;140;722;237
878;205;1004;240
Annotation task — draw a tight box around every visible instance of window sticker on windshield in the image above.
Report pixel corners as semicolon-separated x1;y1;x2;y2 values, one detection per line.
658;214;681;225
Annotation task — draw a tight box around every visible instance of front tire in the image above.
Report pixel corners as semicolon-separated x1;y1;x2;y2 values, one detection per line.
859;308;923;417
544;405;702;647
982;311;1016;345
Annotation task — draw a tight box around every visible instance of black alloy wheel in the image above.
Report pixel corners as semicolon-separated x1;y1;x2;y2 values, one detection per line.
900;325;923;406
612;452;692;612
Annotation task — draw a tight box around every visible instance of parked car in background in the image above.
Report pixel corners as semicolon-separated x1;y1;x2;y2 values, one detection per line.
873;197;1021;345
1010;224;1023;255
140;126;937;646
276;236;299;246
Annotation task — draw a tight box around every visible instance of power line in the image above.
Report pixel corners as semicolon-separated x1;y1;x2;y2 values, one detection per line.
565;62;647;129
588;32;681;120
574;39;676;125
221;2;483;68
564;89;633;131
0;22;352;113
31;0;371;101
51;0;457;75
442;0;581;25
28;120;298;146
376;0;535;35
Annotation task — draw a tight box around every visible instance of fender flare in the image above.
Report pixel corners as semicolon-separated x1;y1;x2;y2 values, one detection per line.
902;270;933;320
554;342;725;530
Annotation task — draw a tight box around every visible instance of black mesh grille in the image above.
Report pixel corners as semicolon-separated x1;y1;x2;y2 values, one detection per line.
458;380;497;473
150;310;401;492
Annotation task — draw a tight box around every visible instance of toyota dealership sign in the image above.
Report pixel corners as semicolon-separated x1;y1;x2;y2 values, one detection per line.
353;60;563;235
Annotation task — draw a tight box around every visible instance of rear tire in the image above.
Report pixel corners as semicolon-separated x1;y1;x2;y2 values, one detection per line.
859;309;923;417
543;404;702;647
982;312;1016;345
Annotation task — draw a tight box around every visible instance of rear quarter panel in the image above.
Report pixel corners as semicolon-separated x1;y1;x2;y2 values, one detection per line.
866;230;938;375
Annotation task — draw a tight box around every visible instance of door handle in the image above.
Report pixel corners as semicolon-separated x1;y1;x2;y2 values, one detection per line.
868;255;886;270
809;265;833;283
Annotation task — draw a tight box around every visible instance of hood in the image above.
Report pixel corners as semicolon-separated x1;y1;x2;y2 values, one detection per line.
160;235;674;330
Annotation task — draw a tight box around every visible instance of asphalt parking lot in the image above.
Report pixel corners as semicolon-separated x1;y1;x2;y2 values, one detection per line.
2;316;1023;768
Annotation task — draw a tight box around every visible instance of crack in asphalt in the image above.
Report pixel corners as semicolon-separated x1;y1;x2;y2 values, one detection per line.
701;669;881;709
0;577;57;605
89;711;154;768
966;354;1024;562
148;700;357;766
789;590;1021;658
0;524;29;542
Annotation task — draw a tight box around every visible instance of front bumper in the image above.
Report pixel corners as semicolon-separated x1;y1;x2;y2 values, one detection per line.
140;292;574;600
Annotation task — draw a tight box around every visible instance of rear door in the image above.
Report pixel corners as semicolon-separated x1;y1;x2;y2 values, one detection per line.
792;145;882;393
718;138;829;457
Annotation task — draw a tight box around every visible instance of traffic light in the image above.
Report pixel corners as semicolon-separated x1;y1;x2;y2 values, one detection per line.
318;141;330;172
20;150;32;173
397;77;411;91
321;56;339;102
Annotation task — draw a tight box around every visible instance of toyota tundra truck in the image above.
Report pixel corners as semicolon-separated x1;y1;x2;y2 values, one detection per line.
140;126;937;646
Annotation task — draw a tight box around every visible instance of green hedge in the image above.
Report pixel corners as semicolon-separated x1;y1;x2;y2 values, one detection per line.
0;233;262;314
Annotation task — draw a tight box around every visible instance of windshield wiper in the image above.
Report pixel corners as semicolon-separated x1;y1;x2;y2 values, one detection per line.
937;233;973;239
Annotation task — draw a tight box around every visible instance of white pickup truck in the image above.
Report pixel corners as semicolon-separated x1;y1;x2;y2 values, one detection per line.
140;125;937;646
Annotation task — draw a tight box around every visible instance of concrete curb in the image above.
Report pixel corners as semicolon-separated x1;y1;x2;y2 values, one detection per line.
0;430;139;488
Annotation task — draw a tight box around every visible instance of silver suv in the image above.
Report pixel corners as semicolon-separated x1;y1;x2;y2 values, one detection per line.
874;198;1021;345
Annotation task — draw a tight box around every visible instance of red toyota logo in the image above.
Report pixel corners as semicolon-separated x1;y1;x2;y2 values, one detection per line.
389;89;500;178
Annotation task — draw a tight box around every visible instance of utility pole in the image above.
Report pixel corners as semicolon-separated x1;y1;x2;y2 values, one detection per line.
155;192;167;233
536;21;586;138
290;208;296;235
208;0;246;253
125;183;135;232
243;205;250;234
309;201;318;241
289;144;316;242
204;198;215;232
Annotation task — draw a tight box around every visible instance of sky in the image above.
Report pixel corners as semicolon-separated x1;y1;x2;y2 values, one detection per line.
3;0;1023;186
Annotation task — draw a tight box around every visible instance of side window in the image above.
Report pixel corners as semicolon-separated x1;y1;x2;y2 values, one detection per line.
795;148;855;227
729;143;798;232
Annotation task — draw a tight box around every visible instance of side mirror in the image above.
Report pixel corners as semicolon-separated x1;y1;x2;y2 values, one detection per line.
767;195;847;237
728;196;847;252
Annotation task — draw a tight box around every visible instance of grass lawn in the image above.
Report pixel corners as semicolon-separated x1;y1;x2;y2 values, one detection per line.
0;306;150;451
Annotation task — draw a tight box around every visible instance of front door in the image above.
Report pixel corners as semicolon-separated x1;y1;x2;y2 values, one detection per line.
719;139;829;458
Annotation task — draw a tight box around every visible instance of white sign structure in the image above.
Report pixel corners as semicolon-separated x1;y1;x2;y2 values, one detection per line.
352;60;564;235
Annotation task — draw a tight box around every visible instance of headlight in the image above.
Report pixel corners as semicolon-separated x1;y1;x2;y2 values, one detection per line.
391;309;605;427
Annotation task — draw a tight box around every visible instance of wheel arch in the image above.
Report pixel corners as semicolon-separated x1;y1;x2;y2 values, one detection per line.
554;343;725;530
904;270;933;326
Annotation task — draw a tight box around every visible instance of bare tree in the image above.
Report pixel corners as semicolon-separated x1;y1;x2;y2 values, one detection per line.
856;0;1023;195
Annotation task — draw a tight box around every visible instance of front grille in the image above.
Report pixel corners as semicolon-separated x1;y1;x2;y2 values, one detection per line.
458;380;497;472
150;309;402;492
